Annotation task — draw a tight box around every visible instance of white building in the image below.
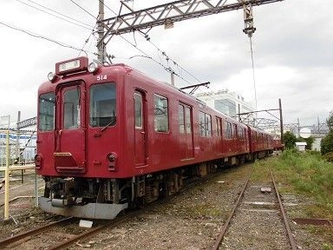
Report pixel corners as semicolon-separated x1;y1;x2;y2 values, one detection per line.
195;89;255;120
0;132;36;165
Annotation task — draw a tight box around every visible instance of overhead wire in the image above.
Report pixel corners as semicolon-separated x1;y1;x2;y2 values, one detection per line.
98;0;203;88
77;23;98;57
14;0;98;58
15;0;93;30
0;21;94;56
146;37;202;84
69;0;97;20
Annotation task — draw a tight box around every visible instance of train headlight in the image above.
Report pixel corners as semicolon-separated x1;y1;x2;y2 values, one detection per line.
47;72;57;82
88;62;99;73
107;153;117;171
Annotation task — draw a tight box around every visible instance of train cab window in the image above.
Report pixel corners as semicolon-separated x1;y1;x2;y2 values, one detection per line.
63;88;80;129
90;83;116;127
38;92;55;131
154;94;169;132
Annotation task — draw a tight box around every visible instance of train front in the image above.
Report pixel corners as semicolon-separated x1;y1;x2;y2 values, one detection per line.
35;57;128;219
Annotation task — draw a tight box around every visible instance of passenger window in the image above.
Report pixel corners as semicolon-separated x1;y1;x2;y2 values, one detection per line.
216;117;222;137
179;104;185;133
134;93;143;128
185;106;192;134
224;121;232;139
199;111;212;137
154;94;169;132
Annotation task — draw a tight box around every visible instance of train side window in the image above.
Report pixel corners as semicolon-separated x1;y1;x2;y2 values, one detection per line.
38;92;55;131
199;112;212;137
154;94;169;132
206;114;212;137
185;106;192;134
216;117;222;137
199;112;205;136
233;124;237;139
134;93;143;128
90;83;116;127
236;125;245;140
179;104;185;133
224;121;232;139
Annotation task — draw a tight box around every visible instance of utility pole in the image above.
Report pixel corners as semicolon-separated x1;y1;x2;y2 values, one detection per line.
279;98;284;144
16;111;21;164
97;0;106;63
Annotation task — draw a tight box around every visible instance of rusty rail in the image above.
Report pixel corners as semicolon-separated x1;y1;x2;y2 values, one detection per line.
271;170;298;250
212;170;298;250
0;217;74;248
211;173;251;250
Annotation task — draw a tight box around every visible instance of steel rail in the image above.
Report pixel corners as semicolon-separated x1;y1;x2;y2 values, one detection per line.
49;205;161;250
271;170;298;250
50;170;228;249
211;173;251;250
0;217;74;248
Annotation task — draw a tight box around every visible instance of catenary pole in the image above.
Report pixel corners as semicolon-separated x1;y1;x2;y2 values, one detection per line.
4;130;10;221
97;0;106;63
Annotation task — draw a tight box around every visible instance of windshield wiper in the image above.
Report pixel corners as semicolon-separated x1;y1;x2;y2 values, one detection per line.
100;117;116;132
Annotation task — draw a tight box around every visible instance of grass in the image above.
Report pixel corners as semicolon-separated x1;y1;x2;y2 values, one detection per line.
252;149;333;249
272;150;333;218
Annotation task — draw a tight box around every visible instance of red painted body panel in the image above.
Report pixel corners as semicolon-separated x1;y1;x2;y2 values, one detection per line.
36;62;273;180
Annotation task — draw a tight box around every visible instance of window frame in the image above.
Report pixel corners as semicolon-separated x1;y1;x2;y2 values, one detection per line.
154;94;169;133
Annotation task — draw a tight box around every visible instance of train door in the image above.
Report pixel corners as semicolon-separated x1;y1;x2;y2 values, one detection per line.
54;82;86;173
134;91;147;166
179;103;194;160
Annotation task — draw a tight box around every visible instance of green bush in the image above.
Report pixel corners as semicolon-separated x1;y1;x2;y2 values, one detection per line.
321;132;333;155
323;152;333;162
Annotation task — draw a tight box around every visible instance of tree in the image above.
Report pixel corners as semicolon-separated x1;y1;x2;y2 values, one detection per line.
327;110;333;131
283;131;297;149
298;136;315;150
321;111;333;155
321;132;333;155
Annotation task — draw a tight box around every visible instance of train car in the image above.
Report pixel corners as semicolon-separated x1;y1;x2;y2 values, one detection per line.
35;57;273;219
248;126;274;159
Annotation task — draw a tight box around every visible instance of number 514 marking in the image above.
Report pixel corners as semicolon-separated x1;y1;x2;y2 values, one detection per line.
97;74;107;81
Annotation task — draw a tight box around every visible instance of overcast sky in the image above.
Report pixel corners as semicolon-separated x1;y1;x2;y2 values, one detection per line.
0;0;332;128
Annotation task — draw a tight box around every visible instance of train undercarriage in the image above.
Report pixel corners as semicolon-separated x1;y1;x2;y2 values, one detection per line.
39;153;268;219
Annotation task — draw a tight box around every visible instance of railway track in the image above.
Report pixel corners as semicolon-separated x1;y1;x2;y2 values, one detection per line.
0;216;75;249
212;170;298;250
0;203;158;249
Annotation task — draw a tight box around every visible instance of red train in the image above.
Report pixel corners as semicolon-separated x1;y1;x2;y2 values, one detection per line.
35;57;275;219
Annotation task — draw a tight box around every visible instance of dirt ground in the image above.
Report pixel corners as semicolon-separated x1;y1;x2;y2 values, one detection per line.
1;166;332;249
